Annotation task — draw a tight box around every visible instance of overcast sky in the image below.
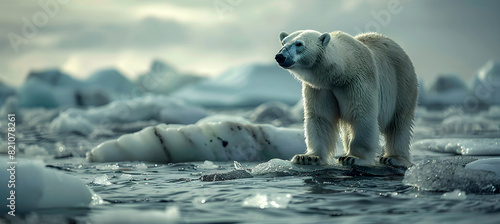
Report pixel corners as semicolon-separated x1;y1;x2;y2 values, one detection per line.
1;0;499;86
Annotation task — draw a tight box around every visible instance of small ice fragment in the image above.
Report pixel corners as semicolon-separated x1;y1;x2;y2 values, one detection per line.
242;193;292;209
93;174;112;185
234;161;243;170
441;189;467;200
198;161;218;169
136;163;148;170
96;164;119;171
119;174;133;181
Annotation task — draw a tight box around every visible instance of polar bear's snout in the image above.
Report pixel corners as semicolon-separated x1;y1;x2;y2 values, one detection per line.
275;51;295;68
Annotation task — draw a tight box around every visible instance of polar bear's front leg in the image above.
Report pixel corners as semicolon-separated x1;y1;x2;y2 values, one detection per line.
338;115;379;166
292;85;339;165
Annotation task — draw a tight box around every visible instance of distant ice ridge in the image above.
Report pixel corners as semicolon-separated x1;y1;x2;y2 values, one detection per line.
419;74;470;109
418;60;500;109
0;156;99;214
173;63;302;107
50;95;209;136
473;59;500;105
136;60;203;95
87;117;305;163
412;138;500;156
403;157;500;194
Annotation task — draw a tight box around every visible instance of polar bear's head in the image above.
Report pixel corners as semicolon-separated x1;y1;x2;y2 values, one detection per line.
275;30;331;69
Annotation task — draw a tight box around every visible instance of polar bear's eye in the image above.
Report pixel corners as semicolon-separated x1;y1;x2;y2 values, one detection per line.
295;42;303;47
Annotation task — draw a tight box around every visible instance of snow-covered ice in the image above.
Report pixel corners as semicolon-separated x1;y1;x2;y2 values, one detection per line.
87;118;306;163
412;138;500;156
0;156;97;214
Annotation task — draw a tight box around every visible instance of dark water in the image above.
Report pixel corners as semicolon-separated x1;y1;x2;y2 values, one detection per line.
2;155;498;224
1;107;500;224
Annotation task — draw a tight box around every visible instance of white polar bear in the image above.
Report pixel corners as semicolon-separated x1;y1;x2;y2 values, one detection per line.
275;30;417;168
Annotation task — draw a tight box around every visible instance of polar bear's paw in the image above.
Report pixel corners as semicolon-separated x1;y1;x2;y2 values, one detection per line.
338;156;372;166
379;156;412;169
291;154;323;165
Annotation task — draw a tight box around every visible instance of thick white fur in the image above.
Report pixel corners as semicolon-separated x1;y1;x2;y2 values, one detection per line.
277;30;417;167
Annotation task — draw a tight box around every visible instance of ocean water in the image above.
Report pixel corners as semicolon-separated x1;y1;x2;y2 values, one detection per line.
6;156;500;224
1;106;500;224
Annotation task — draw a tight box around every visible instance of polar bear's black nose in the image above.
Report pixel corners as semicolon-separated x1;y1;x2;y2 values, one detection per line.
275;54;286;64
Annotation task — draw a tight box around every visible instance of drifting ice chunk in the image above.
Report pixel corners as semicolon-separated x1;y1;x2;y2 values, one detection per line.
87;120;305;163
0;156;96;214
242;193;292;209
412;138;500;156
403;157;500;193
465;158;500;177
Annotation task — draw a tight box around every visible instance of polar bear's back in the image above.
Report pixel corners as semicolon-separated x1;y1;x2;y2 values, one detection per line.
355;32;418;129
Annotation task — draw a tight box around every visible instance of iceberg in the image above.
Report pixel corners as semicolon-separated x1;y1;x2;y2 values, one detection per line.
0;81;16;106
85;68;136;98
87;119;306;163
173;63;302;107
0;156;97;214
50;95;209;136
136;60;203;95
473;60;500;105
18;69;81;108
419;74;470;109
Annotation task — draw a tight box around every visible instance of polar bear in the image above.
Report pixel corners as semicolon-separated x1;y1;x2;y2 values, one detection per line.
275;30;417;168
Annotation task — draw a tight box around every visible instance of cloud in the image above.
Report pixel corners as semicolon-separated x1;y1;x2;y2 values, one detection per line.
0;0;499;87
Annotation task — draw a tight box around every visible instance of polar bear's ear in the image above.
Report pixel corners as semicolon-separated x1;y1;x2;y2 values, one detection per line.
319;33;331;47
279;32;289;43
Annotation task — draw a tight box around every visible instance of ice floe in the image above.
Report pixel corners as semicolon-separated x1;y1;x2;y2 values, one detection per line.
403;157;500;193
412;138;500;156
87;119;306;163
0;156;98;214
